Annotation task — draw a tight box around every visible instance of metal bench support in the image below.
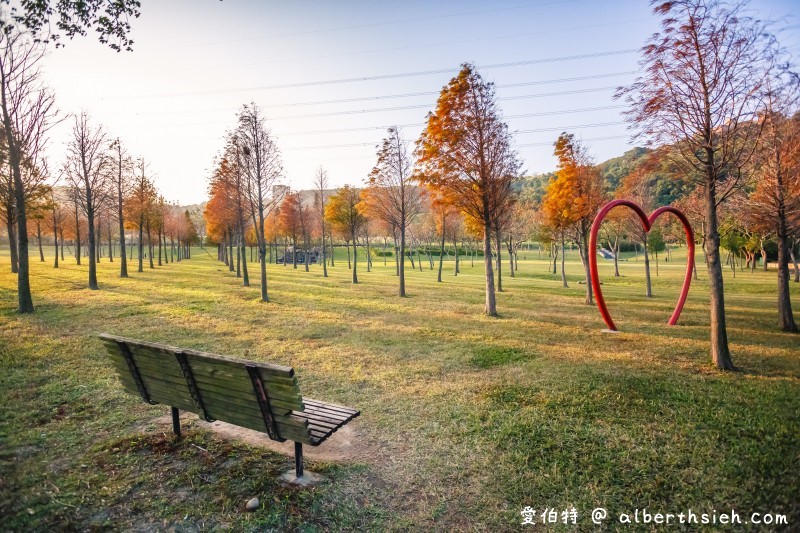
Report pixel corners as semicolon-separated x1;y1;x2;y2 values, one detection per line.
171;407;181;439
117;341;155;404
295;442;304;478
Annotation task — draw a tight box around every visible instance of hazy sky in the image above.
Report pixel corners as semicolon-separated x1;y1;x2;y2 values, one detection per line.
40;0;799;205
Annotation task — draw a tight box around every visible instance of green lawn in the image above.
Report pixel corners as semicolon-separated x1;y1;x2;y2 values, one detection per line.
1;244;798;531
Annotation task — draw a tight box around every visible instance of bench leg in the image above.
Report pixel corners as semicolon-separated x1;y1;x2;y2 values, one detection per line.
295;442;303;478
171;407;181;439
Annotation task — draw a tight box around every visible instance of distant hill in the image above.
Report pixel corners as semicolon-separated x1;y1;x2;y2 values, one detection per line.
514;172;555;205
597;146;651;193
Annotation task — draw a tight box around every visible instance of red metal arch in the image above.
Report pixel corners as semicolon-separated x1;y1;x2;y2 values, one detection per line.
588;199;695;331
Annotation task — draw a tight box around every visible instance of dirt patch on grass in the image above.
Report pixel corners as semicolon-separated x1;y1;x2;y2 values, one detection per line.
154;413;380;465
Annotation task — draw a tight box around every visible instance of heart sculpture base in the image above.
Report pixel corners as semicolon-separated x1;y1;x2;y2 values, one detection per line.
588;199;695;331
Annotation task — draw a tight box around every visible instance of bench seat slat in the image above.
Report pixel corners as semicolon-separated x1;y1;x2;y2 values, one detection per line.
303;404;357;420
303;398;358;415
297;409;351;425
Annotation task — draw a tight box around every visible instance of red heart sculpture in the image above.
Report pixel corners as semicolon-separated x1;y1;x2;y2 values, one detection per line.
588;199;695;331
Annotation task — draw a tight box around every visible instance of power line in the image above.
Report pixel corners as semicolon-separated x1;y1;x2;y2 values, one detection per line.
283;121;627;151
516;134;630;148
117;49;638;100
108;73;636;118
228;18;648;69
259;72;636;109
515;121;625;134
269;86;618;120
276;105;628;136
162;105;628;136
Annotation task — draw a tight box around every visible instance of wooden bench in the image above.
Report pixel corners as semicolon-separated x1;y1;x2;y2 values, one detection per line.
100;334;360;480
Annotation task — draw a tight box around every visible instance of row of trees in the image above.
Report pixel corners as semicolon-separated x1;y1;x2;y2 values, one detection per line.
1;112;201;286
0;35;199;298
0;0;142;312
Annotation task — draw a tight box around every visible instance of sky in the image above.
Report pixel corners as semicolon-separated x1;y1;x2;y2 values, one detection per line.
39;0;800;205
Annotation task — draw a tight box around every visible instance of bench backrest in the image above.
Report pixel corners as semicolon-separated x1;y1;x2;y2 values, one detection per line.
100;334;314;445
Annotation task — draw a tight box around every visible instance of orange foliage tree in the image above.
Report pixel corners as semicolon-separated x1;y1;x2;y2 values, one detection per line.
541;133;605;303
415;64;520;316
325;185;366;284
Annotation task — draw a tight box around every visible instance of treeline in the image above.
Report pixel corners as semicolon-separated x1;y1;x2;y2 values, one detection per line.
0;22;200;307
1;113;202;286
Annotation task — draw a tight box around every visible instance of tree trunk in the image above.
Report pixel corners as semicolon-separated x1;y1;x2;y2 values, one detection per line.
351;232;358;284
580;227;593;305
74;203;82;266
437;222;445;283
241;237;250;286
3;102;33;311
494;226;503;292
87;199;98;290
454;240;460;276
138;217;144;272
705;173;734;370
304;233;310;273
613;238;620;277
776;234;796;332
776;183;797;331
96;219;101;263
644;238;652;298
52;213;59;268
483;221;497;316
321;221;328;277
506;240;514;278
36;221;44;262
235;233;241;277
789;245;799;283
147;225;154;269
365;231;371;273
6;213;18;273
560;233;567;288
259;242;268;301
399;225;406;295
229;235;235;272
107;219;114;263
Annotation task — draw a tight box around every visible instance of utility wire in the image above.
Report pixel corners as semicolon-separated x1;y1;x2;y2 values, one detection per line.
516;134;630;148
259;71;636;109
227;18;648;69
276;105;628;136
283;122;626;151
269;87;617;120
117;49;638;99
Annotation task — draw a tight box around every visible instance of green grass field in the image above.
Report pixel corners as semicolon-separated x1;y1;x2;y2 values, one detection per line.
1;244;798;531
